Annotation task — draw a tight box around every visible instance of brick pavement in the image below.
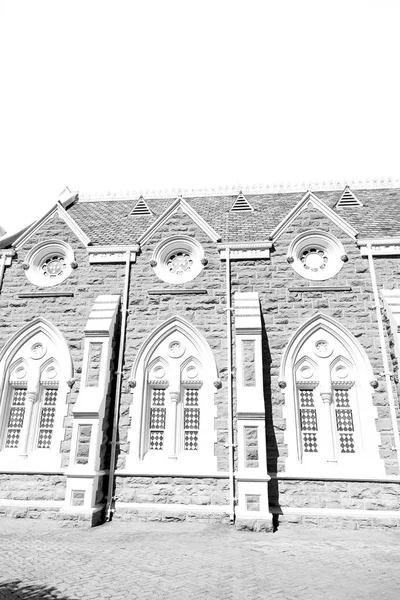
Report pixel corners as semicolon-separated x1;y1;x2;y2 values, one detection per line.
0;519;400;600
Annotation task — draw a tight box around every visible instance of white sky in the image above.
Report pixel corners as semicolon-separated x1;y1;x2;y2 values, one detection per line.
1;0;399;237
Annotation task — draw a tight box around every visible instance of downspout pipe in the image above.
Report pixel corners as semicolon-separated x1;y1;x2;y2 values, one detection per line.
366;242;400;469
225;247;235;523
106;251;131;521
0;254;6;293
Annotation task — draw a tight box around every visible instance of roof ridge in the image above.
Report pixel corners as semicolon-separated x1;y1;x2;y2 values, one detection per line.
78;178;400;202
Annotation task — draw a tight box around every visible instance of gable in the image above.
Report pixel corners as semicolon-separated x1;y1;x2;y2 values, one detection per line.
14;200;91;251
138;197;221;246
270;191;358;242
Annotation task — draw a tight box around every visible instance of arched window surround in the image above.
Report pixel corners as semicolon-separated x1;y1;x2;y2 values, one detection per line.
0;318;73;471
126;317;219;475
279;314;384;477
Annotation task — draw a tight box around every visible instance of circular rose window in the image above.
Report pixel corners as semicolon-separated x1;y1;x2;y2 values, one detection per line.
23;240;75;287
287;231;346;281
151;236;205;284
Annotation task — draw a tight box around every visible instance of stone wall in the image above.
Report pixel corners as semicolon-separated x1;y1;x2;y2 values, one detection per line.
0;474;66;501
116;476;229;505
230;205;400;476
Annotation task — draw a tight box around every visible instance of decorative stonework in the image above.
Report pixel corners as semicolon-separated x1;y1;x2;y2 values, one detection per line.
287;231;346;281
23;240;75;287
151;236;206;284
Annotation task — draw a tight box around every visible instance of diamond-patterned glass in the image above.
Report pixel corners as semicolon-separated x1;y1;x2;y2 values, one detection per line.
150;407;166;429
336;409;354;432
334;388;350;407
300;409;318;431
185;389;199;406
5;388;26;449
339;433;355;453
299;388;314;407
184;431;198;450
184;408;200;430
303;432;318;452
150;430;164;450
37;388;57;449
151;389;165;406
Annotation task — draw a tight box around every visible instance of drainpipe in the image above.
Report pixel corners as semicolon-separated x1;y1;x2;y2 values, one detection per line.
366;242;400;469
106;251;131;521
0;254;6;293
225;247;235;523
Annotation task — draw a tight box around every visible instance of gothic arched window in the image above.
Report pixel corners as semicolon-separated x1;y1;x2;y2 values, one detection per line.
280;315;384;477
127;317;219;475
0;319;72;470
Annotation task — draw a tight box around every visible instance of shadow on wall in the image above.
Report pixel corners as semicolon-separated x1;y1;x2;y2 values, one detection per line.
0;580;74;600
261;313;281;530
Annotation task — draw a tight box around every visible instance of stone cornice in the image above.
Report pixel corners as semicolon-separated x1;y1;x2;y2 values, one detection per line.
218;242;272;260
358;239;400;256
88;245;139;263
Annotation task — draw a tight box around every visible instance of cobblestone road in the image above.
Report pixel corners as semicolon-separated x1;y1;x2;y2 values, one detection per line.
1;519;400;600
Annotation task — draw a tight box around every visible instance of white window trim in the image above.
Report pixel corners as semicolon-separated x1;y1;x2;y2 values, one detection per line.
24;239;75;287
0;318;72;472
279;314;384;478
287;230;346;281
126;317;218;475
151;235;205;284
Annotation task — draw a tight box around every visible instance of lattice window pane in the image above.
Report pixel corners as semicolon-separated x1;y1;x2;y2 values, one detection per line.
334;388;350;407
149;388;166;450
339;433;355;453
184;388;201;450
150;430;164;450
184;431;198;451
184;408;200;430
37;388;58;449
5;388;26;449
299;389;315;407
334;388;355;453
303;432;318;452
300;409;318;431
185;388;199;406
150;407;166;430
298;387;318;453
336;409;354;432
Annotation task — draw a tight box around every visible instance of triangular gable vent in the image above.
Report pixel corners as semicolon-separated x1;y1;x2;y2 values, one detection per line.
130;196;152;216
336;186;363;208
230;192;254;212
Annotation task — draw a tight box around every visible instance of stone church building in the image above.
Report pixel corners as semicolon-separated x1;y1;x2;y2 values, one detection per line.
1;185;400;528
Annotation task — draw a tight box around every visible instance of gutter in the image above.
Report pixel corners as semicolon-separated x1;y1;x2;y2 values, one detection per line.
225;246;236;523
106;251;131;521
366;242;400;470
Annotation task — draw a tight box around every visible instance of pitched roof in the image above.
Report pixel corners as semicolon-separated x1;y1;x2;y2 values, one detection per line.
2;187;396;249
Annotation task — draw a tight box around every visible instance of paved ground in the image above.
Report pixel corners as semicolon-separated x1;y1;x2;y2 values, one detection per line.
1;519;400;600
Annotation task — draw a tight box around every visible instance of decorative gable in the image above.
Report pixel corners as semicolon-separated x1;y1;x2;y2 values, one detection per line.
13;199;91;251
270;191;358;242
230;192;254;213
130;196;152;216
138;196;221;245
336;186;363;208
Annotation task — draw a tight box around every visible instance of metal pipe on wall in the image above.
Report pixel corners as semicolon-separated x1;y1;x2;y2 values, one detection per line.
0;254;6;293
225;246;235;522
366;242;400;470
106;251;131;521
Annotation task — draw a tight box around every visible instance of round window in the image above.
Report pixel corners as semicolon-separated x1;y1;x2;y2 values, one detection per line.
287;231;346;281
151;236;205;284
24;241;75;287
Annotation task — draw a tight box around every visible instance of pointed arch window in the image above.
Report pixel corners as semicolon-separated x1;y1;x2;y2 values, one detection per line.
128;318;218;475
0;320;72;470
281;316;384;477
